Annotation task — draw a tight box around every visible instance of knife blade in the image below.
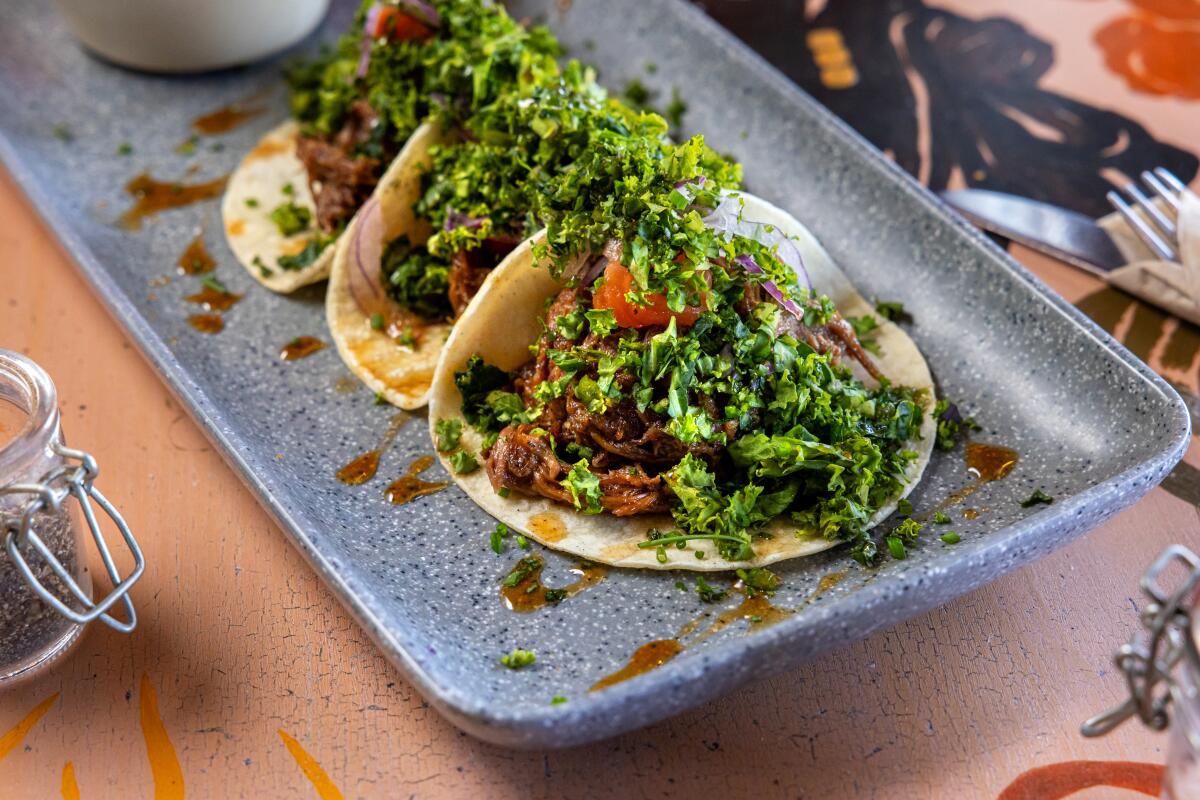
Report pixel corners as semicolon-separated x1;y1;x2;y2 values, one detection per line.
939;189;1126;274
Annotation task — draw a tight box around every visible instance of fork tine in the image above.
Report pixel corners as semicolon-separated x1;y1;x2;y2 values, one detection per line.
1155;168;1187;193
1128;179;1176;237
1142;171;1181;213
1107;190;1177;260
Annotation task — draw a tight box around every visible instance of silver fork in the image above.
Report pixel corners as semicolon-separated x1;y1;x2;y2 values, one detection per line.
1106;168;1189;262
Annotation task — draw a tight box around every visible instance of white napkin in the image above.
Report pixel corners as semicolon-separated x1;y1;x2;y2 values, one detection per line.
1099;190;1200;326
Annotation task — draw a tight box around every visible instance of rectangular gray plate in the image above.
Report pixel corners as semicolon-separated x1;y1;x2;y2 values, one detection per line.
0;0;1188;748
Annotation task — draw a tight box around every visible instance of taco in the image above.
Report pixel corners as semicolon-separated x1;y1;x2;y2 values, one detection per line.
427;191;935;570
324;65;626;407
221;0;559;293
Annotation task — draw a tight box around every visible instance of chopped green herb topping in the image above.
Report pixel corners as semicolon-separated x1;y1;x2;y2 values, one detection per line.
448;449;478;474
933;398;981;450
382;236;452;319
551;695;568;705
940;531;961;544
695;576;727;603
874;300;912;324
200;275;228;293
897;498;913;517
116;142;133;156
270;202;312;237
435;418;463;452
932;511;951;524
276;235;332;272
1020;489;1054;508
500;649;536;669
490;522;510;554
245;198;259;209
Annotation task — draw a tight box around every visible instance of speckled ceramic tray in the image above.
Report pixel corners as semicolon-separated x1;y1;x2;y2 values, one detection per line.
0;0;1189;748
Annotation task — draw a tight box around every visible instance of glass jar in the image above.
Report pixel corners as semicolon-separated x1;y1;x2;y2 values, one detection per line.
1083;545;1200;799
0;349;143;685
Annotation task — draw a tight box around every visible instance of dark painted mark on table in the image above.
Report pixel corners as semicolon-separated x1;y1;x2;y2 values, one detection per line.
701;0;1197;217
1074;287;1199;509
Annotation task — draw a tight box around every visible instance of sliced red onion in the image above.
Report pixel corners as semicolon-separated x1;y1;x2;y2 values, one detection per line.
397;0;441;26
348;196;390;319
579;254;608;287
444;208;487;232
733;254;805;319
703;194;811;291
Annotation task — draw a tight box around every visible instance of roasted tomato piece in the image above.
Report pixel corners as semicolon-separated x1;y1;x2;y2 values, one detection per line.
592;263;701;329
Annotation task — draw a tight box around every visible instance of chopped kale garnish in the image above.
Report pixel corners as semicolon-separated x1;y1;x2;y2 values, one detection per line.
270;202;312;237
276;235;331;272
736;567;780;596
500;649;536;669
934;399;981;450
897;498;913;517
940;531;961;544
1020;489;1054;508
551;695;568;705
382;236;452;319
490;522;510;554
874;300;913;324
116;142;133;156
448;449;478;474
435;418;463;452
932;511;951;524
695;576;727;603
562;459;602;515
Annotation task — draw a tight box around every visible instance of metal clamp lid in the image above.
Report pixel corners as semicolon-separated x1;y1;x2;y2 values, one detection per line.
1082;545;1200;737
1;441;144;633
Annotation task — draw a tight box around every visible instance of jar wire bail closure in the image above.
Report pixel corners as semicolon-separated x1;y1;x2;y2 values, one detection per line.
2;440;144;633
1082;545;1200;737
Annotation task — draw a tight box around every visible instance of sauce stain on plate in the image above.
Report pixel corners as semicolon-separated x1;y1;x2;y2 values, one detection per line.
120;173;227;230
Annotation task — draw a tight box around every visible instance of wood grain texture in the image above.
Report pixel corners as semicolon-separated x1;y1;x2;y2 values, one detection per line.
0;180;1196;798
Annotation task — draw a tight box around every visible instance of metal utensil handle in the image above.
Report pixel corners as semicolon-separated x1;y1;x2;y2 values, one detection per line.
1;442;144;633
1082;545;1200;737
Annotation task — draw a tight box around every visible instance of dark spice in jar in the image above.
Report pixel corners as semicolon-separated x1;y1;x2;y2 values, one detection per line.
0;505;85;676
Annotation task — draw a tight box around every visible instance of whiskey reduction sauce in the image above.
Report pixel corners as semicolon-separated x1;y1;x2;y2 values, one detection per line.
187;313;224;334
177;234;215;275
384;455;448;505
120;173;228;230
499;555;607;612
335;413;410;485
280;336;325;361
191;104;264;135
527;512;568;543
185;285;242;312
590;639;682;691
922;442;1020;520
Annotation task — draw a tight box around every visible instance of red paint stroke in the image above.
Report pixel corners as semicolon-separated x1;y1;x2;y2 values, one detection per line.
998;760;1164;799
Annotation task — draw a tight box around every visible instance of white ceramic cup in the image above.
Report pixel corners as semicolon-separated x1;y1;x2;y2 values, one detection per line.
53;0;332;73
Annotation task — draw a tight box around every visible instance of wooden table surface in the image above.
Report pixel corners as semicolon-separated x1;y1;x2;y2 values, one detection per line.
2;2;1199;798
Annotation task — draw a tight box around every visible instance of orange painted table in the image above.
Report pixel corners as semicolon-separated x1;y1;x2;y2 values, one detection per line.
2;1;1199;797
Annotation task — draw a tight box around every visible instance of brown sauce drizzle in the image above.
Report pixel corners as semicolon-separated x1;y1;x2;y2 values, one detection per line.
280;336;325;361
963;508;980;520
177;234;215;275
120;173;227;230
922;441;1020;520
185;285;242;312
191;104;264;135
527;512;568;543
385;455;449;505
965;443;1019;481
590;640;682;692
499;555;607;613
187;313;223;334
334;376;360;394
335;413;410;485
815;570;848;595
336;451;381;485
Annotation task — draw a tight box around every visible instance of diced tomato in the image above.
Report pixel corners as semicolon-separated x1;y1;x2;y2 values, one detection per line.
371;6;433;41
592;263;702;329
